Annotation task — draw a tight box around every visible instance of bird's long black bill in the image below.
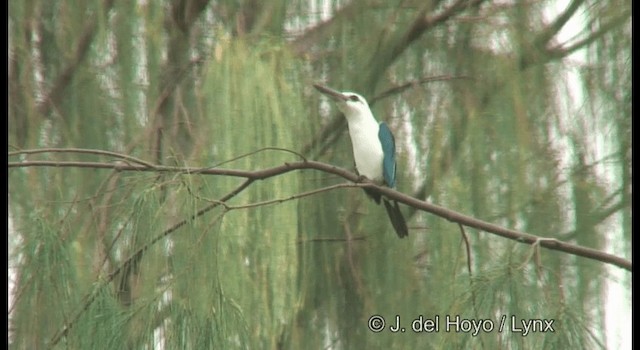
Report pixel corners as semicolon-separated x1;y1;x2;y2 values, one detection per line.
313;84;348;102
383;199;409;238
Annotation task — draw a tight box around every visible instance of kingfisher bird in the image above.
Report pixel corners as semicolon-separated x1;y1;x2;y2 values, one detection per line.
313;84;409;238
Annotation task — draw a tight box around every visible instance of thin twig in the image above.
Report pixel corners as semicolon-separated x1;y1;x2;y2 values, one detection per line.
208;147;308;169
9;157;632;271
202;183;357;210
47;178;254;347
517;237;561;271
297;236;367;243
9;147;156;168
371;75;473;103
458;224;484;350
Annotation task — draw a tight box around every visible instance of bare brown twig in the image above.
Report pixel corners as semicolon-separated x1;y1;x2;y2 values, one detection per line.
9;147;630;346
9;153;632;272
36;0;116;117
9;147;156;167
46;176;254;348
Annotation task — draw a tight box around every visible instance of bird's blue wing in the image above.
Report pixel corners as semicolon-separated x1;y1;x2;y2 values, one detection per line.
378;122;397;188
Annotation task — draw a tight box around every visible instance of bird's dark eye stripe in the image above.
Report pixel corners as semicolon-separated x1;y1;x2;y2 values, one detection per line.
349;95;360;102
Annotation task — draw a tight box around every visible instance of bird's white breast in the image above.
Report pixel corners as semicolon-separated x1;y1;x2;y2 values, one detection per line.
346;117;384;182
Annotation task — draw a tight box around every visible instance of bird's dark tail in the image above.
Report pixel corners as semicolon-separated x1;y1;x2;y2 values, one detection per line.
383;199;409;238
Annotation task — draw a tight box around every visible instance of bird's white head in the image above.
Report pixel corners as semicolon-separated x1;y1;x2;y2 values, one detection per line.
313;84;373;121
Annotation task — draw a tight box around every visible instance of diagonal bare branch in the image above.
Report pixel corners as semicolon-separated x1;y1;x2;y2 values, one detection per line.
47;176;253;348
9;153;632;272
37;0;116;117
547;13;630;59
532;0;585;50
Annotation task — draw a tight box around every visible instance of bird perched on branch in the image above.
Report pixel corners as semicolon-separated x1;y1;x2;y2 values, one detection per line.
314;84;409;238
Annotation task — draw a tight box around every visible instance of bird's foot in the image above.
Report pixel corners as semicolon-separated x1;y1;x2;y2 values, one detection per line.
356;175;370;183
